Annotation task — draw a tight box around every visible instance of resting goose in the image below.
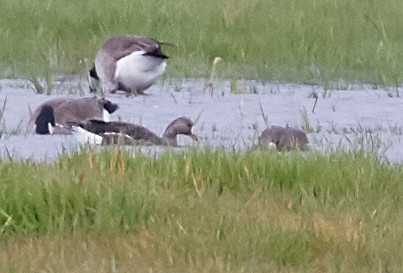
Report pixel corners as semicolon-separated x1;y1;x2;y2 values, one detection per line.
71;117;198;146
258;126;309;151
29;97;118;134
88;35;169;94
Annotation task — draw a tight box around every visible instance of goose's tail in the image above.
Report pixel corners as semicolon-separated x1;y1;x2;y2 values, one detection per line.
88;65;100;93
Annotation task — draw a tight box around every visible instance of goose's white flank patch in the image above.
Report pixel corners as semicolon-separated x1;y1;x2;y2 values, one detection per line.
71;126;103;145
268;142;277;150
103;132;132;138
115;51;166;91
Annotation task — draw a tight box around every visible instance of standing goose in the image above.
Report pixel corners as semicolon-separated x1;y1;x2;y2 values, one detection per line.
29;97;119;134
258;126;309;151
71;117;198;146
88;35;169;94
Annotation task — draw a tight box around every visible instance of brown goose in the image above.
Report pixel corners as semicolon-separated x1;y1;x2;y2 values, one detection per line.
71;117;198;146
29;97;118;134
88;35;169;94
258;126;309;151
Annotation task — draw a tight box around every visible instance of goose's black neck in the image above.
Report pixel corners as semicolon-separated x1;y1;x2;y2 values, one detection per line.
35;105;55;134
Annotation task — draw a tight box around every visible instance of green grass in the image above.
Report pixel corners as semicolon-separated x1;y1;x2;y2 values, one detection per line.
0;148;403;272
1;0;403;85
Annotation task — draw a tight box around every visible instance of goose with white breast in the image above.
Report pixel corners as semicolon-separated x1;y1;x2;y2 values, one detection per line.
88;35;169;94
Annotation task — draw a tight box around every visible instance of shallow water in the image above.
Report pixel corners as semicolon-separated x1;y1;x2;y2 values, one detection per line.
0;77;403;163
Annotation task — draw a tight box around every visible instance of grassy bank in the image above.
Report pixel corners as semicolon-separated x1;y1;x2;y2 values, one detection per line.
1;0;403;85
1;148;403;272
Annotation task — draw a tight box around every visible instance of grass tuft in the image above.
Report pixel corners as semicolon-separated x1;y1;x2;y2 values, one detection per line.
0;0;403;85
1;148;403;271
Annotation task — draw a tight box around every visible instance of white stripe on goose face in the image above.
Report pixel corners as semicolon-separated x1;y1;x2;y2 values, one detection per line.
48;123;54;135
71;126;103;145
102;109;110;122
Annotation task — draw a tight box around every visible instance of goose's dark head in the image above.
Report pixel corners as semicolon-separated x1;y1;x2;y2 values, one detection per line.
163;117;198;142
35;105;56;135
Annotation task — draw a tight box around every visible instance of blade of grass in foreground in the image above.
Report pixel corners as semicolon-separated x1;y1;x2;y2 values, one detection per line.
0;148;402;272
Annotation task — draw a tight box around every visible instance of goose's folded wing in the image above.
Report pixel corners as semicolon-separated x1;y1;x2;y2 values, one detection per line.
105;36;163;61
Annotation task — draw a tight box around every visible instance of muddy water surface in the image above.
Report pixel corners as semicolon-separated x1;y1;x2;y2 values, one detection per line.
1;77;402;163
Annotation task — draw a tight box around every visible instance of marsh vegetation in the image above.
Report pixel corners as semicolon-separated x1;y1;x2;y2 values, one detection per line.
1;0;403;271
1;148;403;272
1;0;403;85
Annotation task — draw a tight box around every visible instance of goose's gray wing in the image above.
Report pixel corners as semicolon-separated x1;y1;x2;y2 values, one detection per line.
53;98;104;126
82;120;163;145
280;128;309;150
102;35;164;61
